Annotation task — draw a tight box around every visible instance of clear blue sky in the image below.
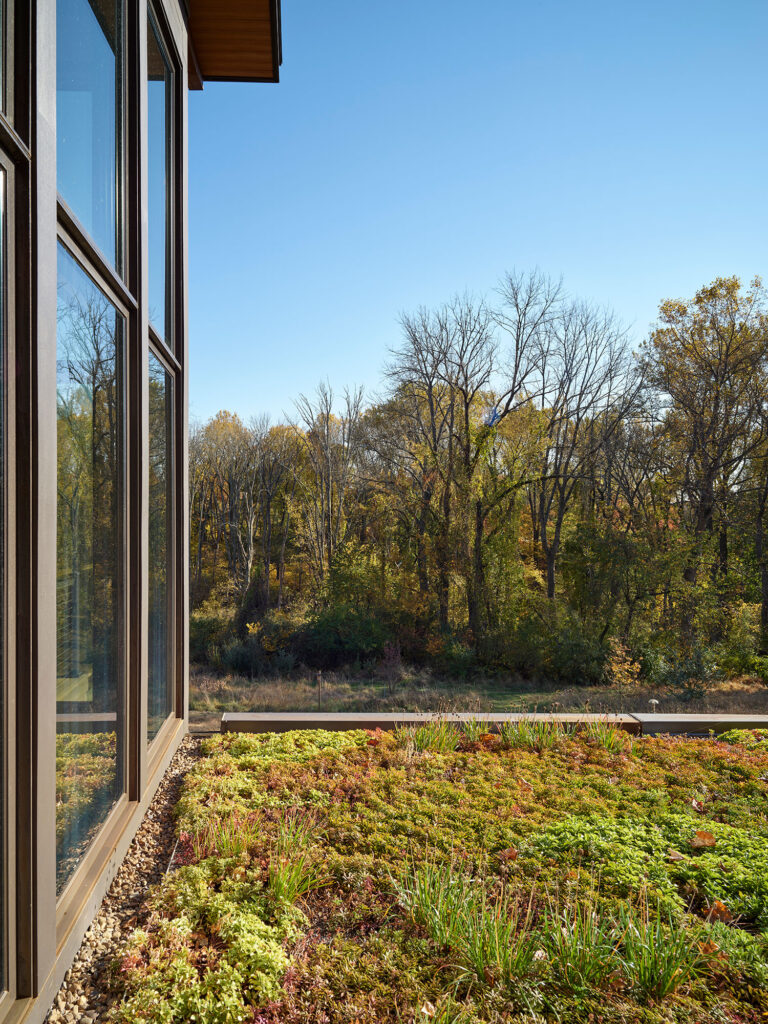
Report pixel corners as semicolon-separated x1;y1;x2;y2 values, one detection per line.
188;0;768;424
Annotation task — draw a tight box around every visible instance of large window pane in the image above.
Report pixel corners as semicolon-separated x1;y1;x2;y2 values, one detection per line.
56;244;124;895
148;352;173;740
147;13;172;344
57;0;123;270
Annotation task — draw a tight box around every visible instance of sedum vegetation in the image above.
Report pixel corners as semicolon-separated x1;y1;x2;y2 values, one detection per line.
110;726;768;1023
189;273;768;699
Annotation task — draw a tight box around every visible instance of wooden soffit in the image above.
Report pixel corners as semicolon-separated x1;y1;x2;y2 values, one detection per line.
188;0;282;89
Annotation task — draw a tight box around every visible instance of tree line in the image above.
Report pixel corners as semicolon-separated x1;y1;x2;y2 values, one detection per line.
190;271;768;686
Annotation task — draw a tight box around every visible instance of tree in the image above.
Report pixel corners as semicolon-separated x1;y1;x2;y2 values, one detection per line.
643;277;768;636
530;299;637;598
293;382;365;585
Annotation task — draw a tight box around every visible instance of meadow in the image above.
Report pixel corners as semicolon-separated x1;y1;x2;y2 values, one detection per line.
189;663;768;731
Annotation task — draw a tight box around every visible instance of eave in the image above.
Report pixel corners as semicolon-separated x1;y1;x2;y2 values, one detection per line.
187;0;282;90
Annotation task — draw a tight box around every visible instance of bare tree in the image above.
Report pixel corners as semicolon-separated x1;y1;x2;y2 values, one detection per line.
293;382;365;584
529;300;638;598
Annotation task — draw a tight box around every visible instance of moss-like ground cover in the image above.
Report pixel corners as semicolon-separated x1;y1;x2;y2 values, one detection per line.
111;725;768;1023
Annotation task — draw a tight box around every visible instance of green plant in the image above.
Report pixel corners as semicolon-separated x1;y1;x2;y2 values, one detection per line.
462;718;487;744
584;718;629;754
543;898;621;992
268;809;328;905
415;996;471;1024
398;719;461;754
498;717;564;752
192;811;263;861
618;898;706;1001
396;857;473;949
397;860;538;996
268;851;327;906
708;920;768;991
452;888;537;994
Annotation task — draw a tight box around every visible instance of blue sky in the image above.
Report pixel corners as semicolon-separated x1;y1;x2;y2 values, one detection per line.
188;0;768;424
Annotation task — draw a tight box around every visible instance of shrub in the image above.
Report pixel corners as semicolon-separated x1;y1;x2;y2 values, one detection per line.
710;601;761;677
499;602;607;685
190;609;234;665
296;604;390;668
221;636;267;677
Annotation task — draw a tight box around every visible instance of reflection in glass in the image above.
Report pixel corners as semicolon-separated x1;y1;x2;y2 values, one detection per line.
57;0;123;269
148;352;173;741
147;13;172;343
56;243;123;895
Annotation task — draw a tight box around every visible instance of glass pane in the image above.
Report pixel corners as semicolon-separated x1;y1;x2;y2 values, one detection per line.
148;352;173;740
57;0;123;270
56;243;124;895
147;14;172;344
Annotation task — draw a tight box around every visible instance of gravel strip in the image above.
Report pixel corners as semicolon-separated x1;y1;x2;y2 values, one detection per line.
45;736;201;1024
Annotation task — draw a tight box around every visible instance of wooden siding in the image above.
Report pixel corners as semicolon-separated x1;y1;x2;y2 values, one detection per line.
189;0;279;85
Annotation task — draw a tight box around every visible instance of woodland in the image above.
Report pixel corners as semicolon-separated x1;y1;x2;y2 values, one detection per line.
189;272;768;694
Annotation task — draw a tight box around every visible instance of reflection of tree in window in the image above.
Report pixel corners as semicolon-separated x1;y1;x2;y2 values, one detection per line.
55;245;123;894
148;352;173;740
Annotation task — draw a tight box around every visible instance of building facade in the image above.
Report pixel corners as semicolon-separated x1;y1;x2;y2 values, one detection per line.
0;1;280;1020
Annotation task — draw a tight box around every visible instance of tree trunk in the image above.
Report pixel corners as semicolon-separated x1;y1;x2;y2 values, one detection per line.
545;548;556;600
415;488;431;594
718;524;728;576
467;500;484;641
757;509;768;652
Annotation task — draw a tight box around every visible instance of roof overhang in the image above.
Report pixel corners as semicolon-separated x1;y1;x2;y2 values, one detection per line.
187;0;282;90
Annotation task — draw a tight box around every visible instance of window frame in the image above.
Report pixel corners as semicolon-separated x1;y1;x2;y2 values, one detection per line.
0;141;17;1018
146;341;177;754
146;3;175;347
55;0;129;279
50;0;138;932
53;230;131;917
0;0;29;1003
146;0;183;755
0;0;189;1011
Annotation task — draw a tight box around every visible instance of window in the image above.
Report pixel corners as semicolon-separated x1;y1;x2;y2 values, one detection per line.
147;351;173;741
56;0;124;270
147;10;173;345
56;243;125;895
